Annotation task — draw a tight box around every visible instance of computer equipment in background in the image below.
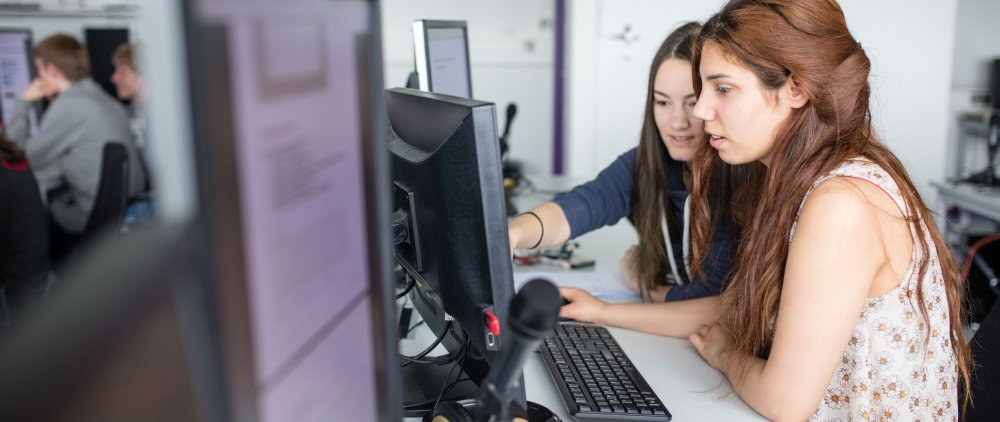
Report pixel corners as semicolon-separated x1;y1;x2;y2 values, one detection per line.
541;322;672;421
412;19;472;98
183;0;400;421
0;29;39;135
387;86;523;415
84;28;129;102
0;224;226;422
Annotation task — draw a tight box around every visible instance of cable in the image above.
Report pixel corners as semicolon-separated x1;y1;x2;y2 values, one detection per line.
400;320;452;367
432;337;471;411
960;234;1000;283
395;277;416;299
402;337;472;411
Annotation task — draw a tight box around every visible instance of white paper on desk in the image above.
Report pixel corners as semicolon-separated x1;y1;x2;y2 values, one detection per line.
513;270;640;298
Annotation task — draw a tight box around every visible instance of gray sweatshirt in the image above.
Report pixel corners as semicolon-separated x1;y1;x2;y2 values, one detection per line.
6;78;146;233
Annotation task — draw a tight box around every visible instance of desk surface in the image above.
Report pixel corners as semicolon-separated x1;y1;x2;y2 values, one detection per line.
401;176;764;420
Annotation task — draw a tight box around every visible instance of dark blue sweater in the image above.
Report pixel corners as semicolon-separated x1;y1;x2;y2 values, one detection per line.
552;147;734;301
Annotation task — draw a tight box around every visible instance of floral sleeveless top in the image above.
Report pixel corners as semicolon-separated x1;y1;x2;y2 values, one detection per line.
790;159;959;422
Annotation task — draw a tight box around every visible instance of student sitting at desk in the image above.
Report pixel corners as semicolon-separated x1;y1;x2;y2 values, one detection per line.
6;34;146;252
508;22;745;302
561;0;971;420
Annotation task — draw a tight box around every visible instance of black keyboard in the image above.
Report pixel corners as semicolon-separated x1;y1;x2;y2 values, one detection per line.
539;322;671;421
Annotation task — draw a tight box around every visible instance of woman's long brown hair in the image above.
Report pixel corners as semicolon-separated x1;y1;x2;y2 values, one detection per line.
632;22;746;299
687;0;972;405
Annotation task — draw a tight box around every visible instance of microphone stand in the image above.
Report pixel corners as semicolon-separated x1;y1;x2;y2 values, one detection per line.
429;279;561;422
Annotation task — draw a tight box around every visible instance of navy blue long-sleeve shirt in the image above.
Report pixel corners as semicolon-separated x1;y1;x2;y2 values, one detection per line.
552;147;735;301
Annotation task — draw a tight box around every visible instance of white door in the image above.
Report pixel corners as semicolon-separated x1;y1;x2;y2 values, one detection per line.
566;0;725;177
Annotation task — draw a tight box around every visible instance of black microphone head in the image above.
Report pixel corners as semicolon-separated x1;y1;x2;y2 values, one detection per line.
508;279;561;339
506;103;517;119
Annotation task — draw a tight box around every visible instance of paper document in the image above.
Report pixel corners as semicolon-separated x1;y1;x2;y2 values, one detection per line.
514;270;639;298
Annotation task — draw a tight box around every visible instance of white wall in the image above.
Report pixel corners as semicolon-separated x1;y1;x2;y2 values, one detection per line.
564;0;958;197
952;0;1000;89
0;4;139;40
945;0;1000;180
839;0;957;196
380;0;556;175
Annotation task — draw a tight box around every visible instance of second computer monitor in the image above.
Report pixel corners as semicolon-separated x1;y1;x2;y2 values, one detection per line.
0;29;38;135
412;19;472;98
387;87;523;411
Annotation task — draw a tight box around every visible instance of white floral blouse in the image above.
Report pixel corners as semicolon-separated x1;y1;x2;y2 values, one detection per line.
789;159;959;422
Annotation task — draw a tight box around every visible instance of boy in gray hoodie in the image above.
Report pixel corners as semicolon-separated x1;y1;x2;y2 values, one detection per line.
5;34;145;235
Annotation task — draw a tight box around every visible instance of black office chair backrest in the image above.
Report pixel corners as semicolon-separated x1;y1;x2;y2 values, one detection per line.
964;297;1000;421
84;142;130;236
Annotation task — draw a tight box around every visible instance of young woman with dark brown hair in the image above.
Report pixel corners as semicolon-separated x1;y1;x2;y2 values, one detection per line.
561;1;971;420
509;22;741;304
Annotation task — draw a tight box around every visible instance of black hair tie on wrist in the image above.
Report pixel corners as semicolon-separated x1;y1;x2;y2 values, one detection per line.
523;211;544;249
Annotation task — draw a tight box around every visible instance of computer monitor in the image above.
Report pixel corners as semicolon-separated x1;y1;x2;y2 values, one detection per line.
386;87;524;414
84;28;130;102
0;29;38;135
412;20;472;98
183;0;399;421
0;224;227;422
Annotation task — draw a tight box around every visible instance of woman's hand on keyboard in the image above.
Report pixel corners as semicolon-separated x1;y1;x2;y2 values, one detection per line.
558;287;608;324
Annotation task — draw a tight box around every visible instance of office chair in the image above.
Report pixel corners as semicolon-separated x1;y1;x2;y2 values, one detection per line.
964;295;1000;421
83;142;131;236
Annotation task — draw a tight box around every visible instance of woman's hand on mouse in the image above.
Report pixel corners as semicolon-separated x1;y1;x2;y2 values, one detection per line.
558;287;608;324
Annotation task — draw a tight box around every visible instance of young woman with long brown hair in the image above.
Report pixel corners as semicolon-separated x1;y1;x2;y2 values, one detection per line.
561;0;971;420
509;22;742;305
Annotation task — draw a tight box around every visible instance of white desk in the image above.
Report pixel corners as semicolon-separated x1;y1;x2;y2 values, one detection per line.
400;176;764;421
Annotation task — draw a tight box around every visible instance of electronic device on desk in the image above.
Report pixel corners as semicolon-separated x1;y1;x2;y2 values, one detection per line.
412;19;472;98
540;323;672;421
0;224;221;421
0;29;41;136
387;87;527;416
183;0;401;420
429;279;563;422
501;102;524;216
961;59;1000;187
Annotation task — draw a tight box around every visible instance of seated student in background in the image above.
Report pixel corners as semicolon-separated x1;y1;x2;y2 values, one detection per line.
111;42;154;225
561;0;970;420
5;34;146;248
0;135;49;329
509;22;745;302
111;42;147;149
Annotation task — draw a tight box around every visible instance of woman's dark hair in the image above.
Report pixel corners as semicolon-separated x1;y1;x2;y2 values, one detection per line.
631;21;745;299
0;135;26;163
687;0;971;405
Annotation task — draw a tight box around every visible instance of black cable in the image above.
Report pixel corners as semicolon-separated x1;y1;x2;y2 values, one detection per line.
395;277;416;299
402;337;472;411
400;319;452;367
432;337;471;411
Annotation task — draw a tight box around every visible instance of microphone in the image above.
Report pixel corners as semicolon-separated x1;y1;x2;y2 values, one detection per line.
500;103;517;157
474;278;561;421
